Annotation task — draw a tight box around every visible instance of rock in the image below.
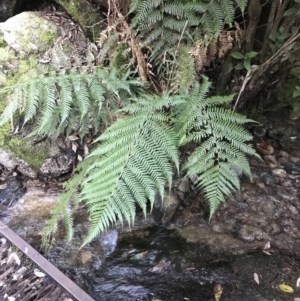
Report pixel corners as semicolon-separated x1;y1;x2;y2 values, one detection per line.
178;178;190;193
279;151;289;157
289;205;298;215
154;190;180;223
0;12;59;56
238;225;267;242
0;12;90;178
260;172;275;186
264;155;277;164
271;168;286;178
0;149;37;178
40;152;75;177
0;181;26;207
175;225;254;255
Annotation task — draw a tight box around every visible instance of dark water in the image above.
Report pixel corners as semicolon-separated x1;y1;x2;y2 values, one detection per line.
45;226;300;301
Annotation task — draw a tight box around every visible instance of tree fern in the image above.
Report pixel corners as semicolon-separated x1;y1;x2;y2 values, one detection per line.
176;77;258;218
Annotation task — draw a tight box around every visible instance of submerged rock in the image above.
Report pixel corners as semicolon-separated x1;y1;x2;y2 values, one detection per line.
154;190;180;223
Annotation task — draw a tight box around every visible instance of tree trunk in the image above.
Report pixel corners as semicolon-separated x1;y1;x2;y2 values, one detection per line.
245;0;262;53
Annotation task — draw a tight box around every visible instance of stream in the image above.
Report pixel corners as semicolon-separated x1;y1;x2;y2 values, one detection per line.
1;184;300;301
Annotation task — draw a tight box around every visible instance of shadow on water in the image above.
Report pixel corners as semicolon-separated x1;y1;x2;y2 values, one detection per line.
45;226;300;301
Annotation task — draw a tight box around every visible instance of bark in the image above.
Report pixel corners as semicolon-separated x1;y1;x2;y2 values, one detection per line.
260;0;279;60
245;0;262;53
271;0;292;34
237;32;300;108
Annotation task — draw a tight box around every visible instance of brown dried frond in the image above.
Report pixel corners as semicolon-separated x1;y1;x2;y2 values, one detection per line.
208;38;218;61
98;24;118;48
190;41;207;72
218;31;234;58
189;25;245;72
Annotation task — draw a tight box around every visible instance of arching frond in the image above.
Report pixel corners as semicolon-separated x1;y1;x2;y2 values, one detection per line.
177;79;258;218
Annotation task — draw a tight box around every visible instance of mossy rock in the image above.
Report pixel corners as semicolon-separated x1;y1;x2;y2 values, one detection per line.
54;0;104;41
0;12;88;175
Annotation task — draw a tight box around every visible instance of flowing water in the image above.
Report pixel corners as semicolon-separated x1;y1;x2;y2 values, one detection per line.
2;185;300;301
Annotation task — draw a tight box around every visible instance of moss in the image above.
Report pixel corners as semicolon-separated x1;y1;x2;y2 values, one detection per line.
6;137;49;168
55;0;104;40
38;28;57;47
0;35;6;48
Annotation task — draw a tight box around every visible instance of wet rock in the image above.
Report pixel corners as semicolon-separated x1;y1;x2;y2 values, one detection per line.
284;162;300;174
39;153;75;177
238;225;267;242
271;168;286;178
98;230;118;256
0;181;26;207
0;149;37;178
178;178;190;193
260;172;275;186
272;233;300;254
175;225;254;255
154;190;180;223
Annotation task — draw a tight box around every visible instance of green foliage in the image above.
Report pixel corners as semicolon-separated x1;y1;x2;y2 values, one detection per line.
41;75;256;246
0;68;141;138
130;0;247;68
43;94;181;247
231;51;258;71
175;77;257;217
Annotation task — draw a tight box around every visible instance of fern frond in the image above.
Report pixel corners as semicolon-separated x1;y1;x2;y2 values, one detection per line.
23;81;42;123
235;0;248;13
0;68;141;137
75;98;178;246
219;0;235;26
58;78;73;126
177;79;257;217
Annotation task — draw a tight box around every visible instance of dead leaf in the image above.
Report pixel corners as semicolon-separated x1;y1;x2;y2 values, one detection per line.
149;262;169;273
278;283;294;293
67;135;80;141
254;273;259;284
71;142;78;153
34;269;46;278
213;284;222;301
81;251;92;264
262;250;272;255
130;251;148;261
256;142;274;155
7;253;21;265
297;277;300;287
263;241;271;249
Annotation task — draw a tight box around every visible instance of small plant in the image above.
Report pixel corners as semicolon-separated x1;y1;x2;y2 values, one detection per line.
231;51;258;71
